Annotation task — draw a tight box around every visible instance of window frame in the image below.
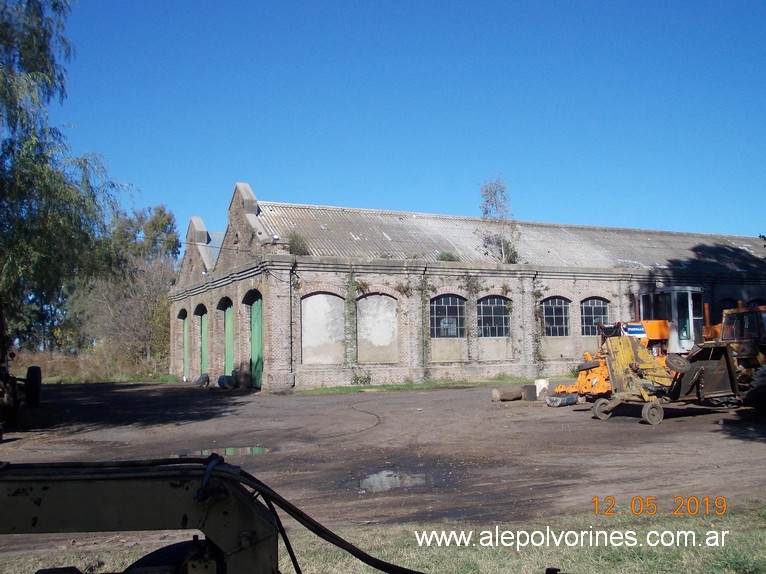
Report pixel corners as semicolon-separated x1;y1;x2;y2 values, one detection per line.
477;295;511;338
430;294;466;338
580;297;609;337
541;296;571;337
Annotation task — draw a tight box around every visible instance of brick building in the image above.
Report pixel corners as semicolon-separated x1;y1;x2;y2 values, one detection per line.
169;183;766;391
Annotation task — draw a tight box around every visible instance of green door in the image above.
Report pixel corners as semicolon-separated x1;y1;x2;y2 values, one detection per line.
224;304;234;375
182;315;190;379
200;311;208;374
250;298;263;389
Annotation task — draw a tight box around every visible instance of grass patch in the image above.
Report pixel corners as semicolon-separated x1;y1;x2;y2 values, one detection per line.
7;501;762;573
8;350;177;385
273;501;766;574
295;377;531;396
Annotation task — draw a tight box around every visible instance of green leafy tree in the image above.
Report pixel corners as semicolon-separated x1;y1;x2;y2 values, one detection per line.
76;206;180;367
1;0;118;348
479;174;519;264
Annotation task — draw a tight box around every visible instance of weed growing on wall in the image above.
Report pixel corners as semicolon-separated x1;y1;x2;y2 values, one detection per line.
287;232;310;255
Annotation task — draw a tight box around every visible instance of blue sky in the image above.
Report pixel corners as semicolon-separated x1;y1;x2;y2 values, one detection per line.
52;1;766;241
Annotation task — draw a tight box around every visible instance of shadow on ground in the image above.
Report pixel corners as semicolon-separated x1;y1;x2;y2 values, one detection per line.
716;408;766;443
8;382;253;432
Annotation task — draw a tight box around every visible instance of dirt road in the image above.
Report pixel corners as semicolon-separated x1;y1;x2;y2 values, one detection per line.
2;382;765;531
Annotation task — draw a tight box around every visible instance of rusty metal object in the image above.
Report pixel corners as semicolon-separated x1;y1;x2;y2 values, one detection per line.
0;455;426;574
0;458;279;574
560;318;754;424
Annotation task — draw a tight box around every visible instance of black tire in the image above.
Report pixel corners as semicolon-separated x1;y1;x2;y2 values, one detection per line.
125;539;223;573
25;366;42;408
753;366;766;389
745;366;766;411
125;541;192;572
578;360;601;372
592;398;612;420
641;401;664;425
193;373;210;387
665;354;691;374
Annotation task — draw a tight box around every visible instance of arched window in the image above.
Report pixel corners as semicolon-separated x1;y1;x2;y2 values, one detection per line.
477;296;510;337
581;297;609;336
541;297;570;337
430;295;466;338
357;293;398;363
301;293;345;364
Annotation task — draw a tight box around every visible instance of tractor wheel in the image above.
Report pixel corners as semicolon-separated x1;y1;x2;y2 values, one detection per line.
578;360;601;372
125;539;223;573
25;366;42;408
745;366;766;411
125;541;193;572
641;401;664;425
665;354;691;374
592;398;612;420
753;366;766;389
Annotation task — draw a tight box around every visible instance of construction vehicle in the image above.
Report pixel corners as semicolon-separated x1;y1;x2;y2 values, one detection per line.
0;454;425;574
637;286;705;354
555;321;743;425
0;298;42;439
555;320;675;400
556;300;766;425
716;303;766;389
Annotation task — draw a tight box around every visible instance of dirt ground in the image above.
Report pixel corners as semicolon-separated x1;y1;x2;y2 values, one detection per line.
1;382;766;559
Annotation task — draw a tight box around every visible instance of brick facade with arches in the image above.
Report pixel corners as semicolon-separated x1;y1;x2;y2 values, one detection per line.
169;183;766;391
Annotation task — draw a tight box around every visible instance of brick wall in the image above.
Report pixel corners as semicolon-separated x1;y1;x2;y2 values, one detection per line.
171;253;764;391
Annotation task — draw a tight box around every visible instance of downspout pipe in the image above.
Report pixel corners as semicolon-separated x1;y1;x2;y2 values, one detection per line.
289;260;297;388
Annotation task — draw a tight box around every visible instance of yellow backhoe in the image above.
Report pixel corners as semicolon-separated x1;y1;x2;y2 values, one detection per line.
555;304;766;425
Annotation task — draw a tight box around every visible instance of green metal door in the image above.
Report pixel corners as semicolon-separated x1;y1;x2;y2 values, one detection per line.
224;304;234;375
200;311;208;374
250;298;263;389
182;315;190;379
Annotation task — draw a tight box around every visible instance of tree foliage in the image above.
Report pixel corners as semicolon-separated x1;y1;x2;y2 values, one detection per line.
0;1;181;377
110;205;181;263
0;0;71;136
480;175;510;221
0;0;119;349
76;206;180;366
479;174;519;264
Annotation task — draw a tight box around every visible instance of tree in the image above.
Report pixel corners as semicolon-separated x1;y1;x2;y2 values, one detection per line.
1;0;71;137
0;0;118;348
479;174;518;264
76;207;180;367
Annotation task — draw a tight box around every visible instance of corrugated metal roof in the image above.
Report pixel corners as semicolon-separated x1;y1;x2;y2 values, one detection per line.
249;202;765;273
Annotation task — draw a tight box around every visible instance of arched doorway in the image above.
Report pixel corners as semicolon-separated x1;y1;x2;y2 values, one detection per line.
243;290;263;389
177;309;189;379
194;304;209;375
217;298;235;376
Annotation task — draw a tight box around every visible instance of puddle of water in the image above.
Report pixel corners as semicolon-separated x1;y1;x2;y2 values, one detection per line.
352;469;437;493
171;445;268;458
